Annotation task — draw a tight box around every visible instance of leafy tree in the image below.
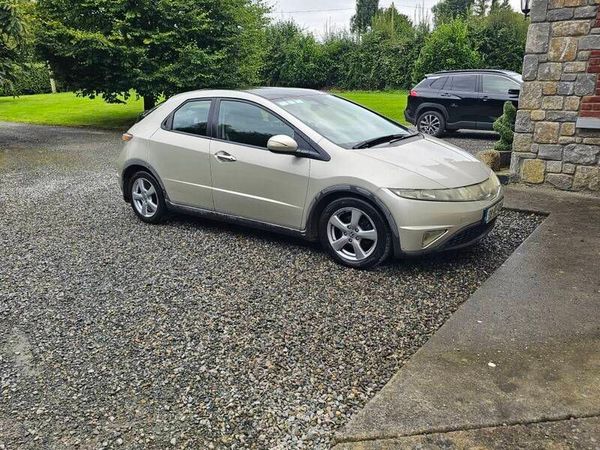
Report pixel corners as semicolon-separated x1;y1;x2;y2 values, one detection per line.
351;0;379;33
468;9;528;72
493;101;516;151
260;21;326;89
412;19;481;83
0;0;27;92
35;0;268;110
371;5;413;39
431;0;473;25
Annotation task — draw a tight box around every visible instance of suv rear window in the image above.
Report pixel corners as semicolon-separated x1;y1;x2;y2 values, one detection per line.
450;75;477;92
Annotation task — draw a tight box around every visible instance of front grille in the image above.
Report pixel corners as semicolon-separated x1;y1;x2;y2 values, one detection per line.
443;219;496;250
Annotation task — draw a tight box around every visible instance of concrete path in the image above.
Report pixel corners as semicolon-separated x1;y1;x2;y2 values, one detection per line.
335;186;600;448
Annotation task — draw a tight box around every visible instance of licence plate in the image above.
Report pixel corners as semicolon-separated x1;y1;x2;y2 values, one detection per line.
484;199;503;223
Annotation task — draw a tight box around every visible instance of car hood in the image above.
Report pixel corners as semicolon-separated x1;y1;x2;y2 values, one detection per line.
359;134;491;189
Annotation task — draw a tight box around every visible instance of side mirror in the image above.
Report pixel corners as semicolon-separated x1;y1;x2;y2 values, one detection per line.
508;88;520;96
267;134;298;154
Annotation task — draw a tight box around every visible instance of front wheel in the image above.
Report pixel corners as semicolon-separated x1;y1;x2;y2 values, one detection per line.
417;110;445;137
319;198;392;269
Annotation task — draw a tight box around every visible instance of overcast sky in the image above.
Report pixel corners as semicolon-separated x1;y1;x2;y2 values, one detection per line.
266;0;524;37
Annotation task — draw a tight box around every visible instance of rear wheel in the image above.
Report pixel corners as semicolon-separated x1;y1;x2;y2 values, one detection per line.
319;198;391;269
128;171;166;224
417;110;445;137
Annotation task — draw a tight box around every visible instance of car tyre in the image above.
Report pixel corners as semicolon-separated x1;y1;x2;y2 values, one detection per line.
128;171;167;224
417;110;445;137
319;197;392;269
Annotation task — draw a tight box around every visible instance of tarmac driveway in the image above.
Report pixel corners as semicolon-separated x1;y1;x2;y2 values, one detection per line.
0;122;539;449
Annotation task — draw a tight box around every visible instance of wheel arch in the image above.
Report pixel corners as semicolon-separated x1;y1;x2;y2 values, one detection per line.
415;103;449;122
121;159;168;202
305;185;401;257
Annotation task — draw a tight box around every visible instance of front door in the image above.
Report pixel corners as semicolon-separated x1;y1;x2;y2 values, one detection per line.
148;99;214;209
479;74;521;129
210;99;310;229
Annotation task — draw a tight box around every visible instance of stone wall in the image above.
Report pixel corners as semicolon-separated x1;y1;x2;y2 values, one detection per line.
510;0;600;192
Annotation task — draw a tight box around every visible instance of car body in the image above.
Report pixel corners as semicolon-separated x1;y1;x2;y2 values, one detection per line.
117;87;503;269
404;69;522;137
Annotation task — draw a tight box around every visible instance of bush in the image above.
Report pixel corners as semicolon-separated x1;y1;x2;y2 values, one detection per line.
412;19;481;83
493;101;516;151
0;62;52;96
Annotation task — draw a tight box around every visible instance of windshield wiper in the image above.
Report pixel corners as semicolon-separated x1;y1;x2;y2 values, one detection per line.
352;132;418;149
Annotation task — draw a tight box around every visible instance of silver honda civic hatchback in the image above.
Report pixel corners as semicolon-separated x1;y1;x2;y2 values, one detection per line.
117;88;503;269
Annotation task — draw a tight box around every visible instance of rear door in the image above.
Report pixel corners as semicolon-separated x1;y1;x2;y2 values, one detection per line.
147;99;214;209
479;74;521;128
444;74;480;127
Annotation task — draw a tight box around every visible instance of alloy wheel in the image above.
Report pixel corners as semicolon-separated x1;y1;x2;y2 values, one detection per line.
327;207;378;262
132;177;158;218
418;113;441;135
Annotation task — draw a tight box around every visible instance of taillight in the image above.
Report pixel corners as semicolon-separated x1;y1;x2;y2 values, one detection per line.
122;133;133;142
409;90;418;97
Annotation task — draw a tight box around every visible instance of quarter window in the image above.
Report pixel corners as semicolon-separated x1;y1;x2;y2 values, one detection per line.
450;75;477;92
218;100;294;148
429;76;448;89
482;75;520;94
172;100;211;136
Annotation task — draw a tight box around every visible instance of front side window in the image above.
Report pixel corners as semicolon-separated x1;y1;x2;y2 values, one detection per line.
482;75;520;95
274;94;410;148
450;75;477;92
218;100;294;148
172;100;211;136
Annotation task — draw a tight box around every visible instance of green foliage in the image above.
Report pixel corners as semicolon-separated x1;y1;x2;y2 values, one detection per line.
0;62;52;96
351;0;379;33
0;0;27;91
432;0;473;25
412;19;481;83
493;101;516;151
35;0;269;109
260;21;326;89
468;9;529;72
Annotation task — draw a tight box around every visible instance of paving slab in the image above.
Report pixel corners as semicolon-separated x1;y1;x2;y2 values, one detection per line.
336;416;600;449
335;186;600;446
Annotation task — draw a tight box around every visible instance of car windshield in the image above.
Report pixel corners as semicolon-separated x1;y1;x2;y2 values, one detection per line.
273;94;410;148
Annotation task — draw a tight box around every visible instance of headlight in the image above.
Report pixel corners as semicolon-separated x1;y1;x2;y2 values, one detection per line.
390;174;501;202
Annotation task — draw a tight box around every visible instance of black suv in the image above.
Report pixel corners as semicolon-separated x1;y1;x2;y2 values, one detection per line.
404;69;522;137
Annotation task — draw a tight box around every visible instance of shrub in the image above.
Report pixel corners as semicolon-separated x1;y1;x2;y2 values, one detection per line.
412;19;481;83
0;62;53;96
493;101;516;151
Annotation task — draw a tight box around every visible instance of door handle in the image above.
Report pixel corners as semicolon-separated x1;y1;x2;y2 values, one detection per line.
215;151;236;162
482;96;489;101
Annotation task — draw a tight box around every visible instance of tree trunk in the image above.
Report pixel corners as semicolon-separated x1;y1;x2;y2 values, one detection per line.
143;95;156;111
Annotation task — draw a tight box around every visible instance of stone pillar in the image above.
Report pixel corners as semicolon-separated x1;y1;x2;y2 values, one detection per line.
510;0;600;192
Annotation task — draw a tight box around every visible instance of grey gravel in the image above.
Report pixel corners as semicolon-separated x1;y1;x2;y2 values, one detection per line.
0;122;543;449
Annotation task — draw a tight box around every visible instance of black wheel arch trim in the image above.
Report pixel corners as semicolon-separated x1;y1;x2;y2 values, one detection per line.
305;185;402;257
415;103;449;121
120;159;169;202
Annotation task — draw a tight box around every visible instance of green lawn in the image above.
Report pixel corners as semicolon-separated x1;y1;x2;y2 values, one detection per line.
335;90;408;124
0;92;144;129
0;90;408;129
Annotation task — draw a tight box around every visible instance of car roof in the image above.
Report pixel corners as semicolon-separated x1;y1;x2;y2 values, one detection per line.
426;69;520;77
170;87;325;102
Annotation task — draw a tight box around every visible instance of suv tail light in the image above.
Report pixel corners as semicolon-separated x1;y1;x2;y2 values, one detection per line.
409;90;418;97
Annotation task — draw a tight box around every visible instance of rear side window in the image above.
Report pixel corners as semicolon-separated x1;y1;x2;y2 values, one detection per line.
429;77;448;89
415;76;447;89
482;75;520;94
218;100;294;148
172;100;211;136
450;75;477;92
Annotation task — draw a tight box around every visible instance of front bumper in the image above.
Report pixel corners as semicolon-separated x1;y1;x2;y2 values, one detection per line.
378;188;504;256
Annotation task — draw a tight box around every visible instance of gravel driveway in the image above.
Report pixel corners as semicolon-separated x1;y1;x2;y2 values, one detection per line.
0;123;541;449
